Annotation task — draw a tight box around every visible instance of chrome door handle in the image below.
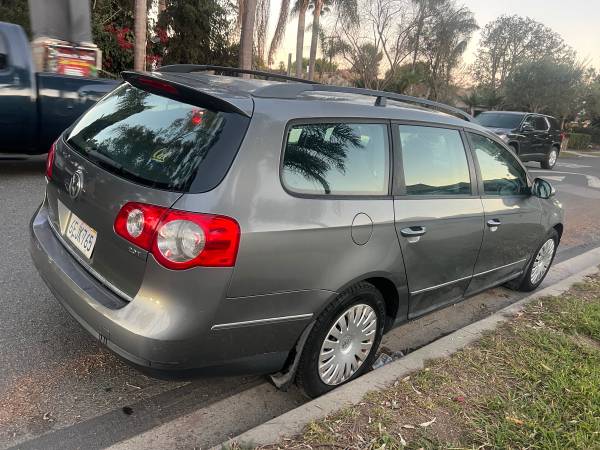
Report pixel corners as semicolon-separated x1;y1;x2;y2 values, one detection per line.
400;226;426;243
486;219;501;232
400;226;427;237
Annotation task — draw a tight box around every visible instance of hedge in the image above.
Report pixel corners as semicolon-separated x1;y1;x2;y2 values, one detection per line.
569;132;592;150
571;127;600;144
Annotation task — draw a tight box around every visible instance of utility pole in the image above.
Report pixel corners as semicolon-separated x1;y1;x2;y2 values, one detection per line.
134;0;147;71
287;53;292;76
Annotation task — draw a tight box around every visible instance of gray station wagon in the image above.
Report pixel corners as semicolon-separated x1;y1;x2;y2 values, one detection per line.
30;66;564;397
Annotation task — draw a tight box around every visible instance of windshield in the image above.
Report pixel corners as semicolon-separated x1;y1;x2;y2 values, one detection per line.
474;113;524;130
66;83;249;192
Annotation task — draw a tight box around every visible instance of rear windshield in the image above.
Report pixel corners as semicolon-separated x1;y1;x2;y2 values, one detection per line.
474;113;524;129
65;83;249;192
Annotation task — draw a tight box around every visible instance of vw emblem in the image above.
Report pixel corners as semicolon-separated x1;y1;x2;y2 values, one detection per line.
68;170;84;199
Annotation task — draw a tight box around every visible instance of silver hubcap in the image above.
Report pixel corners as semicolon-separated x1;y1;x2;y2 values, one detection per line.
318;304;378;386
549;149;557;167
531;238;555;284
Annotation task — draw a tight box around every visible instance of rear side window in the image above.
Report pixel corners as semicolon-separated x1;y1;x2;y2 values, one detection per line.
547;117;560;130
399;125;471;196
534;116;549;131
469;133;529;196
65;83;249;192
282;122;389;196
0;33;7;71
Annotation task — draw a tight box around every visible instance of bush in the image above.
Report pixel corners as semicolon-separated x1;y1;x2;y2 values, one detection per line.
571;127;600;144
568;132;592;150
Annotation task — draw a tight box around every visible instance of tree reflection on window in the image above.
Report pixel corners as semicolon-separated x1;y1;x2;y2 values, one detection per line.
283;123;388;195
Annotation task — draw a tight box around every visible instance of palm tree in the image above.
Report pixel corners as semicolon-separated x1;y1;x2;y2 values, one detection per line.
293;0;310;77
267;0;291;67
239;0;257;72
307;0;358;81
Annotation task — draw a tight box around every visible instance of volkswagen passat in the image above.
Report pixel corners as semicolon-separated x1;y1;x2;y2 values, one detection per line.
30;66;564;397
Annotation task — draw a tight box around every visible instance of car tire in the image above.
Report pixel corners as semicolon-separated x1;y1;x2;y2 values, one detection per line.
296;282;386;398
541;147;559;170
509;230;559;292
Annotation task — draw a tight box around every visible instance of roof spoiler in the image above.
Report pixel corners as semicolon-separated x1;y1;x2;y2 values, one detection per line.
121;71;252;117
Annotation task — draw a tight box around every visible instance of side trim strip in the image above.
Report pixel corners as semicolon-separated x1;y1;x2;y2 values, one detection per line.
410;275;472;295
473;258;527;278
410;258;528;295
211;313;313;331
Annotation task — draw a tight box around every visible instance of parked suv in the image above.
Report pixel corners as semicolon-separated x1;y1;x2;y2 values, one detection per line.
474;111;563;169
30;66;564;398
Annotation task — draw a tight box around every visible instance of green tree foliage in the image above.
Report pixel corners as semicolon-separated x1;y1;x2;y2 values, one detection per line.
503;57;584;119
418;0;478;101
473;15;573;91
0;0;30;35
157;0;237;67
91;0;135;76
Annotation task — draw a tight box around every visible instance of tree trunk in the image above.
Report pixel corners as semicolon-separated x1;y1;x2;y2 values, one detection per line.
295;3;307;78
307;0;322;81
239;0;257;75
134;0;147;71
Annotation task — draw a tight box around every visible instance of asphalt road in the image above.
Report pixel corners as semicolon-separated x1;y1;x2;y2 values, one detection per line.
1;151;599;449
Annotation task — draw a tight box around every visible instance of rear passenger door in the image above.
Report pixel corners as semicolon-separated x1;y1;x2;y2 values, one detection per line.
393;124;484;318
465;132;544;295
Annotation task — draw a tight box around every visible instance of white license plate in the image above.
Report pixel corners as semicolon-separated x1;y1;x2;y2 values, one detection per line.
64;209;97;259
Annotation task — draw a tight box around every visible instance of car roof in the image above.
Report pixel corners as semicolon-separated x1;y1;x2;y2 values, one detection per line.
479;110;557;120
132;70;484;129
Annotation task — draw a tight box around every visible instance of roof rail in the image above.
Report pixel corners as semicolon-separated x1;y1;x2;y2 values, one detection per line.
253;83;472;122
157;64;319;85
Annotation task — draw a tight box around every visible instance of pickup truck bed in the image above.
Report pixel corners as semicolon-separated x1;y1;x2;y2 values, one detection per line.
0;21;119;155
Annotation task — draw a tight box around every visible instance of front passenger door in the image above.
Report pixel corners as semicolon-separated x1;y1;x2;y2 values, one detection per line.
393;125;484;318
466;133;544;295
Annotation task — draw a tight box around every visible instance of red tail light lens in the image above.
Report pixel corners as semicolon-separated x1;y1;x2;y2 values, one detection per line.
114;203;240;269
46;142;56;179
114;202;167;250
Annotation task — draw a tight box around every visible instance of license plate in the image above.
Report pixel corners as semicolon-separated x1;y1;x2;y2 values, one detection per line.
64;208;97;259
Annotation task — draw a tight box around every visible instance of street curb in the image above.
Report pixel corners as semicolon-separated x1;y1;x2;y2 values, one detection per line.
217;248;600;449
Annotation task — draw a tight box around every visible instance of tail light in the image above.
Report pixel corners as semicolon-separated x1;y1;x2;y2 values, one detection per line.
114;202;240;269
46;142;56;179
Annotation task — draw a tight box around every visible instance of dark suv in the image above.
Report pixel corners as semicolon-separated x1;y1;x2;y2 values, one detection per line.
474;111;562;169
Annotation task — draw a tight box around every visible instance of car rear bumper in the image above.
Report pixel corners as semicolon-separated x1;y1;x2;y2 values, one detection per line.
30;201;313;374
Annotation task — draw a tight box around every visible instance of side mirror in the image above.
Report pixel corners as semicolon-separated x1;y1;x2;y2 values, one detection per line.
532;177;556;199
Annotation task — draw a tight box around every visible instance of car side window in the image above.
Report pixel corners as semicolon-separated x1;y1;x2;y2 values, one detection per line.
469;133;529;196
282;122;389;196
398;125;471;196
0;33;7;71
522;116;535;130
534;116;549;131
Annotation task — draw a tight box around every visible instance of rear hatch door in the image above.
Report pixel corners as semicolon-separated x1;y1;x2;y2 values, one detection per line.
45;76;251;300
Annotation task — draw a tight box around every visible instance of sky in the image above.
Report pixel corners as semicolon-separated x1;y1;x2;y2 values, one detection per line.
269;0;600;71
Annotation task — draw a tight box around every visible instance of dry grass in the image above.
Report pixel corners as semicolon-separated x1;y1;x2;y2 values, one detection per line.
235;274;600;450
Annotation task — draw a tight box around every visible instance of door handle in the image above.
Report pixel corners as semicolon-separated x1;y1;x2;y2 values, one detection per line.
400;226;426;243
400;226;427;237
486;219;501;231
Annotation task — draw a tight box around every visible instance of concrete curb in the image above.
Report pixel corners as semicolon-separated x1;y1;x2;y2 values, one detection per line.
218;247;600;449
